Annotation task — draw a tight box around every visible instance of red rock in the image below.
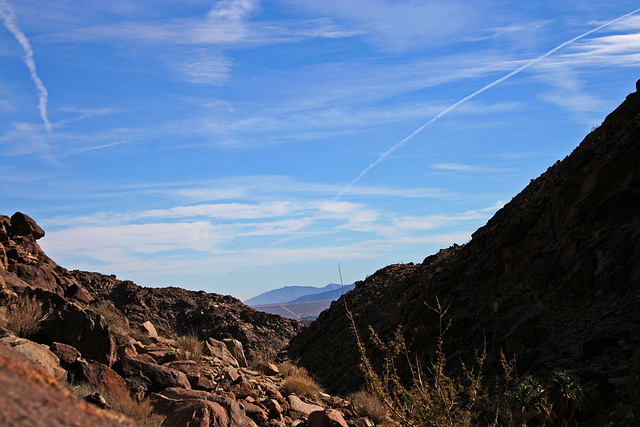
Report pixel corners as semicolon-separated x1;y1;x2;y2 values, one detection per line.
255;362;279;376
204;338;239;368
307;409;349;427
223;338;248;368
151;393;229;427
115;355;191;392
151;388;246;427
10;212;45;240
50;342;81;369
243;401;268;424
287;395;323;416
70;359;129;396
169;359;201;387
0;344;136;426
1;336;66;381
230;381;258;399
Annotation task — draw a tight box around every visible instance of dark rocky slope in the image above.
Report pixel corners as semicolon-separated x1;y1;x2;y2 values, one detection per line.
289;84;640;405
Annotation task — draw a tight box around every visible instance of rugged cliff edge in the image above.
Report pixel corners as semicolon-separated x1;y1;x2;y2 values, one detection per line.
289;85;640;407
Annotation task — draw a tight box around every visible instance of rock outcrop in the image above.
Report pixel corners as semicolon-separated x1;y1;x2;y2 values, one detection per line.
289;85;640;409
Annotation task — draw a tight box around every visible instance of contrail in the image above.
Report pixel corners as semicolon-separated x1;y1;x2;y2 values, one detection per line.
0;0;52;137
335;7;640;200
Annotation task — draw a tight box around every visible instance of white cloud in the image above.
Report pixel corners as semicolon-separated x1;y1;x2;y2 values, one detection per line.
0;0;52;137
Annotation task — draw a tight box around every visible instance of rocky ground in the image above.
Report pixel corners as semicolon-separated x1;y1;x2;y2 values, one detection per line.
0;212;380;426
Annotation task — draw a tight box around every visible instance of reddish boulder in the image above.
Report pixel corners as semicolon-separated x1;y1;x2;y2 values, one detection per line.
223;338;248;368
40;300;117;367
9;212;45;240
0;336;66;381
151;388;246;427
307;409;349;427
169;359;201;387
70;359;129;396
50;342;81;369
116;355;191;392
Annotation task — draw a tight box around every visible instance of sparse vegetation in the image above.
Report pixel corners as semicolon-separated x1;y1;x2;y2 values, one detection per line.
87;301;130;345
351;390;388;424
1;294;47;338
280;361;323;398
175;334;203;363
348;297;585;426
65;377;165;426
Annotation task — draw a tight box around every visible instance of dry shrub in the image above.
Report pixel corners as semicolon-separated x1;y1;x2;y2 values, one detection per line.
87;301;131;345
175;335;203;363
4;294;46;338
65;379;165;426
103;387;166;426
280;361;323;398
352;390;388;423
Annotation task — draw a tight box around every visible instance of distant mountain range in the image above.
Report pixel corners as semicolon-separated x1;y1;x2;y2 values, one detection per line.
245;283;355;305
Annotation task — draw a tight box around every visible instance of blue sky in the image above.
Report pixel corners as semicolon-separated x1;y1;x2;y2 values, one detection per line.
1;1;639;301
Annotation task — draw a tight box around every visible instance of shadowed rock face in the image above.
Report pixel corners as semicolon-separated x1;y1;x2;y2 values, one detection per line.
289;88;640;397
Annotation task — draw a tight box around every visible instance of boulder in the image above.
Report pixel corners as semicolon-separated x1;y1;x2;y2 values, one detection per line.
39;300;117;366
9;212;45;240
151;388;246;427
0;344;137;427
0;336;66;381
69;359;129;396
141;344;176;364
230;381;259;400
243;401;268;424
138;320;158;340
223;338;248;368
115;355;191;392
255;362;279;376
50;342;81;369
204;338;239;368
307;409;349;427
151;393;229;427
287;395;323;416
169;359;202;387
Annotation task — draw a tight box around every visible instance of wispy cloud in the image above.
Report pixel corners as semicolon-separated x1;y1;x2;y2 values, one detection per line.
432;163;511;173
0;0;52;137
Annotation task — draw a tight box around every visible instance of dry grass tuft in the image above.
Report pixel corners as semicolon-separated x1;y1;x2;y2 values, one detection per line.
2;295;46;338
87;301;131;345
280;361;323;398
352;390;388;423
65;379;165;426
175;334;203;363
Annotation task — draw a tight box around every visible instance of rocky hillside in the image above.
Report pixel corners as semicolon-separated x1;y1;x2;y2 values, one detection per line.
0;212;302;361
0;213;379;426
289;82;640;413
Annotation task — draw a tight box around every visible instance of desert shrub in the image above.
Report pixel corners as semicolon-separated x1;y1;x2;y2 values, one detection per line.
280;361;323;398
352;390;388;423
175;334;203;363
350;298;490;427
103;386;166;426
3;294;47;338
65;378;165;426
283;376;323;398
87;301;131;345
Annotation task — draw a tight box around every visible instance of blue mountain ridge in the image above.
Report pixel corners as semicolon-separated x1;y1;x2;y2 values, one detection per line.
244;283;343;305
287;284;356;303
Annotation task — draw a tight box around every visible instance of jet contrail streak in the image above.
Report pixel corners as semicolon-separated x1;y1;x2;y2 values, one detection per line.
0;0;52;137
335;7;640;200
